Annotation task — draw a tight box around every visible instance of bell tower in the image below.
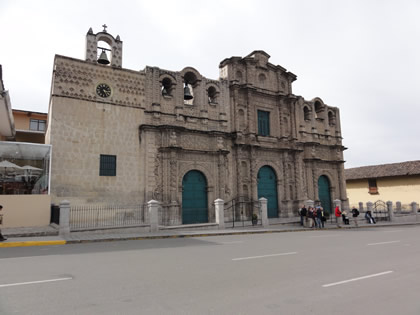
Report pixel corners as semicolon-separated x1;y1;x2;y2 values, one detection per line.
85;25;123;68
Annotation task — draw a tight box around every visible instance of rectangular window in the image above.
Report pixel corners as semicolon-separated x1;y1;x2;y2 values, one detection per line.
258;110;270;136
368;178;378;194
100;154;117;176
29;119;46;131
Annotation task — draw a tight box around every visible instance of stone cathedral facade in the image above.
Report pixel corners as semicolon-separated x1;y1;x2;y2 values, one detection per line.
46;27;348;224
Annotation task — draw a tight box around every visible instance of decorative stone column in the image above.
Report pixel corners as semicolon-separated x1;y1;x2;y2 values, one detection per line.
367;202;373;212
214;199;225;229
59;200;70;238
333;199;342;209
358;202;364;211
387;201;394;222
259;197;269;228
148;200;160;232
396;201;402;214
305;199;314;209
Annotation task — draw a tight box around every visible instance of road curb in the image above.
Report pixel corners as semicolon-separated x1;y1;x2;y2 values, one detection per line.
64;228;316;245
2;222;420;247
0;240;66;248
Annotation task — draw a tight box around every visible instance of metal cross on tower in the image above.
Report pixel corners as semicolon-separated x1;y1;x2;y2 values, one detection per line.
102;24;107;32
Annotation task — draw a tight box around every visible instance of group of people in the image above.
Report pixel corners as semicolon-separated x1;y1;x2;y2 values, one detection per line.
299;204;376;228
298;205;327;228
334;206;357;227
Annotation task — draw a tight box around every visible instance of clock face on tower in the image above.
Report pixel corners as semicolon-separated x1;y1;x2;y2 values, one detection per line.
96;83;112;98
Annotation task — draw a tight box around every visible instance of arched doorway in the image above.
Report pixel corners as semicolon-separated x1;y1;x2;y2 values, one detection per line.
318;175;332;214
182;170;208;224
257;166;278;218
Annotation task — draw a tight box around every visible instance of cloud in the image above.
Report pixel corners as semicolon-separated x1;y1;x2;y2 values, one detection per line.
0;0;419;168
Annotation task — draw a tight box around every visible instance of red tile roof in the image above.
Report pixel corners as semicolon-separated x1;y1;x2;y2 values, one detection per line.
345;160;420;180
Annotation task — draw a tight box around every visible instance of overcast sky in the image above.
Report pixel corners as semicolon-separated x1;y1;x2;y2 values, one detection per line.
1;0;419;168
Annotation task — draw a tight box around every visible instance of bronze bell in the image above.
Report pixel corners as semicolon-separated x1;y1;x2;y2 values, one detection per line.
184;84;193;100
97;50;110;65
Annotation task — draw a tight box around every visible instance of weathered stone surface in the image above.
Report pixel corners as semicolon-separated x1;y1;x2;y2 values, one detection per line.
46;31;348;224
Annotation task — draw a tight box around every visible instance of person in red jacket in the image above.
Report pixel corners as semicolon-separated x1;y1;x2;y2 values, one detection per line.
335;206;342;228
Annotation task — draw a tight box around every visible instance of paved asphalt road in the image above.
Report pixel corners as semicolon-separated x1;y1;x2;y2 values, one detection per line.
0;225;419;315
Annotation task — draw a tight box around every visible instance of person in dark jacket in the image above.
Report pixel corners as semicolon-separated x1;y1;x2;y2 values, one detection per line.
299;205;307;227
365;210;376;224
352;207;360;227
316;206;324;228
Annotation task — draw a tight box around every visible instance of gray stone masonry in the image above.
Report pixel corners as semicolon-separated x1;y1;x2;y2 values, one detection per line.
305;200;314;208
334;199;341;210
259;197;269;228
148;200;159;232
387;201;394;221
59;200;70;237
214;199;225;229
396;201;402;214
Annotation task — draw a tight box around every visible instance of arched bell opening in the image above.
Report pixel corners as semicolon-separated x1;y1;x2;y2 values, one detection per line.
161;77;173;97
97;40;111;65
183;72;198;103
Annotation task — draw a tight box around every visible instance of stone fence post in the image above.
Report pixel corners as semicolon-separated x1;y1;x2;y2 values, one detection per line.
259;197;269;228
59;200;70;237
148;200;159;233
411;202;418;221
305;199;314;209
358;202;364;211
214;199;225;229
367;201;373;212
386;201;394;222
334;199;342;210
396;201;402;214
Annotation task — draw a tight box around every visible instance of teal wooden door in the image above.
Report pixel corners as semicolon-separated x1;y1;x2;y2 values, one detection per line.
318;175;332;214
182;170;208;224
257;166;278;218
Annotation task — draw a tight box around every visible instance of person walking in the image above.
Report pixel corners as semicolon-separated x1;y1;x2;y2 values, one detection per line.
352;207;360;227
0;205;7;241
299;205;307;227
335;205;342;228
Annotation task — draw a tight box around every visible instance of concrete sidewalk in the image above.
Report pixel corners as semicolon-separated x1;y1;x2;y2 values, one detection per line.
1;220;419;248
